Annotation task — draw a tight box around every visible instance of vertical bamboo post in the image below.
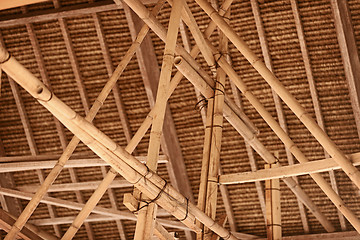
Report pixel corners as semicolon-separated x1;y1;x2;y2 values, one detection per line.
193;0;360;191
204;6;229;240
133;1;184;239
3;1;166;239
197;93;215;240
265;162;281;240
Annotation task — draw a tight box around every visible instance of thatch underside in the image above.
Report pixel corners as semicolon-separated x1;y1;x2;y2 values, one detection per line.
0;0;359;239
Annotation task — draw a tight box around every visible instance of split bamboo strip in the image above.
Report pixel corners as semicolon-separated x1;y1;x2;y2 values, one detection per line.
0;47;239;240
3;1;166;239
173;56;334;232
133;1;184;239
194;0;360;205
265;163;281;240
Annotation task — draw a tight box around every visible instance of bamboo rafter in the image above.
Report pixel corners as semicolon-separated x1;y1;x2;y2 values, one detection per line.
0;0;358;239
0;46;238;240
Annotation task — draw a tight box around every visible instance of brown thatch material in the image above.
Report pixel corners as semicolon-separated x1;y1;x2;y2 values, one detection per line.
0;0;360;239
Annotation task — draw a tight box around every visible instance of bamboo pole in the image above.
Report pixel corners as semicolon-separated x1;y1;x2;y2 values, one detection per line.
219;152;360;184
204;7;229;240
194;0;360;197
133;1;184;239
265;163;281;240
197;86;215;240
185;0;360;233
3;1;166;239
173;56;335;232
0;47;238;240
56;1;257;239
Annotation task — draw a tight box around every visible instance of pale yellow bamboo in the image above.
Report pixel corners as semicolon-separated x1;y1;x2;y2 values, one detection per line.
3;1;166;239
194;0;360;195
179;0;360;232
204;10;228;240
174;56;335;232
0;47;238;240
197;94;215;240
134;1;184;239
265;163;281;240
164;0;360;232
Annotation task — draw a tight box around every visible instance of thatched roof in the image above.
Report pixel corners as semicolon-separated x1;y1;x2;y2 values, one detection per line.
0;0;359;239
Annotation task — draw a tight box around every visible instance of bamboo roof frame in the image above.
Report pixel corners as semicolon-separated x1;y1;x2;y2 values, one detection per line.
0;0;359;239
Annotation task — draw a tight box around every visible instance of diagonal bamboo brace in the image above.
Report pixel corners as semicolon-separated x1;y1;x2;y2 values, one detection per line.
0;46;239;240
193;0;360;193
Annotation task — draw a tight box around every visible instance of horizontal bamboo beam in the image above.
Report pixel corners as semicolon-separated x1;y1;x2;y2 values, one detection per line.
256;231;360;240
0;0;158;28
30;215;259;239
0;0;49;10
0;155;168;173
0;187;180;229
17;179;132;193
220;152;360;184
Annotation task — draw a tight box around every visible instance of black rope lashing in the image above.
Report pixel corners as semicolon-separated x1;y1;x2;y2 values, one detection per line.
179;197;189;222
0;52;11;65
131;180;168;214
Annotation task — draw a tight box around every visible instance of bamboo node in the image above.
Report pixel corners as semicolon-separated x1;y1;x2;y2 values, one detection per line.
0;52;11;64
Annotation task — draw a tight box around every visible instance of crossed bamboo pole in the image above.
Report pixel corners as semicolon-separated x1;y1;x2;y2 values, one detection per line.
123;0;337;232
33;1;256;238
133;0;184;239
191;0;360;232
193;0;360;191
3;1;166;238
0;46;238;240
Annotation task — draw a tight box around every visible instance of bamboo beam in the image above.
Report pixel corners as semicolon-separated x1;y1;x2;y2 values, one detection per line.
250;0;309;232
0;0;50;10
0;208;58;240
257;231;360;240
289;0;346;230
188;0;360;233
330;0;360;140
0;187;182;229
0;139;22;218
18;179;132;193
228;52;267;223
265;163;281;240
122;1;195;204
220;152;360;184
0;1;121;28
8;74;62;236
122;0;333;230
0;46;238;240
122;3;194;239
174;55;334;232
194;0;360;200
133;1;184;239
1;0;165;236
0;155;167;172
